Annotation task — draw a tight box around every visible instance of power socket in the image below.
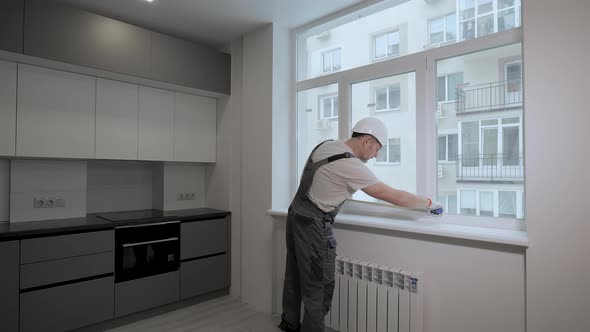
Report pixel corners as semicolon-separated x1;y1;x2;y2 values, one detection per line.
176;192;196;201
34;197;65;208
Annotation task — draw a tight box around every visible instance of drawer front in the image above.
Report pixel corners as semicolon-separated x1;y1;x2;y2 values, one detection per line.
181;218;227;259
0;241;19;332
19;276;114;332
20;251;113;289
181;254;228;300
21;230;113;263
115;271;179;318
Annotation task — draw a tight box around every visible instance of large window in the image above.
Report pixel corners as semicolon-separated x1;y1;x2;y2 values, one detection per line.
294;0;524;228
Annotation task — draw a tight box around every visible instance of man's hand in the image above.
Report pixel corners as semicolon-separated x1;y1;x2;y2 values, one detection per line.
427;199;444;215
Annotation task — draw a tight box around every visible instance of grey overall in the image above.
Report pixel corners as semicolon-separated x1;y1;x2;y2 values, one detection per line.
280;141;353;332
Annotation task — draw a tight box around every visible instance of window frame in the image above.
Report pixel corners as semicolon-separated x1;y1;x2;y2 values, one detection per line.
318;94;339;120
375;137;402;165
438;133;458;162
321;47;342;73
372;29;401;61
374;84;401;112
292;1;524;230
428;12;457;45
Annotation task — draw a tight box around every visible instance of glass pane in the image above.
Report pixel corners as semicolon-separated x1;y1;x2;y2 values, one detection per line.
479;191;494;216
389;138;401;162
376;148;387;162
375;87;388;110
448;194;458;214
498;0;515;10
351;72;416;202
477;14;494;37
430;17;444;43
375;34;386;58
447;72;463;101
499;191;516;217
387;31;400;56
482;128;498;166
462;20;476;40
333;97;339;116
460;190;476;215
446;13;457;41
448;134;458;161
297;84;339;181
460;0;476;20
322;52;331;72
503;126;520;166
389;85;401;109
437;43;524;219
438;136;447;161
333;49;342;70
322;97;332;118
478;0;493;14
498;8;516;31
437;76;447;102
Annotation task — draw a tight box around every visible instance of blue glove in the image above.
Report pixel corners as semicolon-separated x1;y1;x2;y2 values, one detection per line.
427;199;444;215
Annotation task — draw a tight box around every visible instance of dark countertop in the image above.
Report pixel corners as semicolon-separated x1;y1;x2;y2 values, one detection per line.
0;208;230;241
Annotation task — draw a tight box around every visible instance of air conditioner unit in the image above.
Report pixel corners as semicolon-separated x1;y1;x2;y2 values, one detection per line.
437;103;446;118
438;165;444;178
315;119;330;130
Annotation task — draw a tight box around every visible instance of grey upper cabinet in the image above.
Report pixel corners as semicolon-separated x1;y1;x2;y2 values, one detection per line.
24;0;151;78
0;60;17;156
17;64;96;159
0;0;24;53
151;32;231;94
0;241;19;332
174;92;217;162
138;86;175;161
96;78;139;160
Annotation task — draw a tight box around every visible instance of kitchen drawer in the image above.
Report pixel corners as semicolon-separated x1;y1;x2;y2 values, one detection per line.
181;218;227;259
20;230;113;263
19;276;114;332
20;251;113;289
180;254;228;300
115;271;179;317
0;241;19;332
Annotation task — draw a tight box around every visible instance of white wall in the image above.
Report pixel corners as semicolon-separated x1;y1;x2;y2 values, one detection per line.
160;163;207;211
523;0;590;331
206;37;244;300
87;160;154;213
0;160;9;222
241;24;275;312
10;160;86;222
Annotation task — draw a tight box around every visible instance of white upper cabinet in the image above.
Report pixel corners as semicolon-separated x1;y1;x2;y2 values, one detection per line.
174;92;217;162
17;64;96;158
138;86;174;161
95;79;139;160
0;60;17;156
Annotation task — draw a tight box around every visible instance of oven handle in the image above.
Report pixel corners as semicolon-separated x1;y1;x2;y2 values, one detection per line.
116;220;180;229
122;237;179;248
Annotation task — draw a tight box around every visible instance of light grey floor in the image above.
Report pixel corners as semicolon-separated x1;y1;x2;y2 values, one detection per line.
105;296;281;332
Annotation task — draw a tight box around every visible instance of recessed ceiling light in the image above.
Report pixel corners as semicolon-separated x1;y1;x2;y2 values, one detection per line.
145;0;154;2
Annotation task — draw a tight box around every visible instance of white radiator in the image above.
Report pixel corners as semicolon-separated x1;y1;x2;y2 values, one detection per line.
325;256;423;332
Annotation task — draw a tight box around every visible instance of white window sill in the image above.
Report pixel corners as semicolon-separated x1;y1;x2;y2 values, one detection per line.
267;209;528;248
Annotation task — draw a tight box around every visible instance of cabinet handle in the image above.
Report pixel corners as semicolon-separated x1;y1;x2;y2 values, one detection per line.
122;237;179;248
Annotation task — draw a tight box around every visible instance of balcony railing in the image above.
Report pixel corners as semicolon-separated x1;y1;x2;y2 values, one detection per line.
457;154;524;181
456;79;522;114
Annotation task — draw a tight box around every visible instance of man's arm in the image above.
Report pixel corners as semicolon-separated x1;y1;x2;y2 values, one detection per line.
362;182;442;212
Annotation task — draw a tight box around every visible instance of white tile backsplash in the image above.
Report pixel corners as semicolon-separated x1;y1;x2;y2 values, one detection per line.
87;160;154;213
10;160;87;222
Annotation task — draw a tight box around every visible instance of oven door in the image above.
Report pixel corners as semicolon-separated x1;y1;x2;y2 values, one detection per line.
115;221;180;283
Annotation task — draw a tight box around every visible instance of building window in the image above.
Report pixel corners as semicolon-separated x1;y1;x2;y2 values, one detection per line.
322;48;342;73
437;72;464;102
429;13;457;44
319;95;338;119
459;0;521;40
376;138;401;164
374;30;400;60
375;84;401;112
438;134;458;161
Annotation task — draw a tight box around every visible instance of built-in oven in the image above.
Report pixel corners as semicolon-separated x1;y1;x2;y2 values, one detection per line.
114;220;180;283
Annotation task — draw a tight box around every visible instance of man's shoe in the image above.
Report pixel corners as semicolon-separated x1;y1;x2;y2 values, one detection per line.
278;315;300;332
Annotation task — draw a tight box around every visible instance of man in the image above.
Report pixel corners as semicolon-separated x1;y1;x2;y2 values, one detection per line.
279;117;443;332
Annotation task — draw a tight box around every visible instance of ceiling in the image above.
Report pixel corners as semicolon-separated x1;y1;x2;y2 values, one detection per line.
56;0;366;50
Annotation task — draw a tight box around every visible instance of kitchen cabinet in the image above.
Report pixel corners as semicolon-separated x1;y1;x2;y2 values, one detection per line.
0;241;19;332
180;218;229;299
95;78;139;160
138;86;175;161
174;92;217;162
19;230;114;332
115;271;180;318
0;0;24;53
16;64;96;159
0;60;17;156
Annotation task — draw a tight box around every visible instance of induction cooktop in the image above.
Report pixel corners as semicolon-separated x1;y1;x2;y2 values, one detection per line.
96;209;171;222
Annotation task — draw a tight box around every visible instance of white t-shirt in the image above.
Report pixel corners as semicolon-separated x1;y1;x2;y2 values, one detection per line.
307;141;380;212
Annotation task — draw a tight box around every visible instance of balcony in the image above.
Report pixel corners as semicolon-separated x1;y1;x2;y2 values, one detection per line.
456;154;524;182
456;80;522;114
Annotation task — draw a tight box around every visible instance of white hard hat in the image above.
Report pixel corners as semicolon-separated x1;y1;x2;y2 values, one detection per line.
352;117;388;146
